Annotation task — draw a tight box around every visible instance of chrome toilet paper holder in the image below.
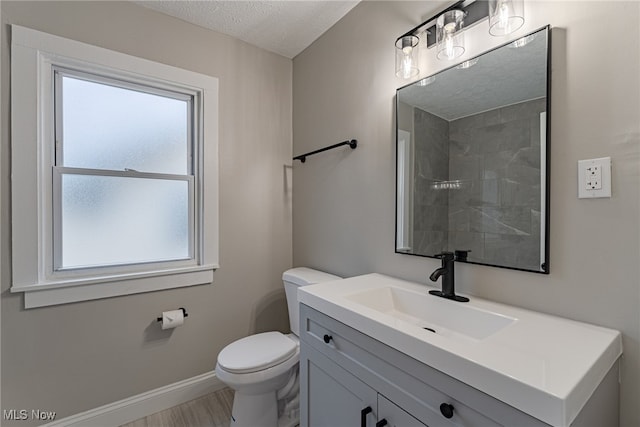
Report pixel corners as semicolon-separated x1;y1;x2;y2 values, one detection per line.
157;307;189;322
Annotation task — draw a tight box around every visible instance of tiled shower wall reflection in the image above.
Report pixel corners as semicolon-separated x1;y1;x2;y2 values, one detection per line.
413;98;545;271
413;108;449;256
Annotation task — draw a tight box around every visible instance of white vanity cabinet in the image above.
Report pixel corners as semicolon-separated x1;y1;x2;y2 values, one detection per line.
299;303;619;427
303;345;428;427
304;344;376;426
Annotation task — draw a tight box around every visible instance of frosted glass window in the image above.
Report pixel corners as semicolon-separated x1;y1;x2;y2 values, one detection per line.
59;174;190;269
52;69;196;272
59;74;190;175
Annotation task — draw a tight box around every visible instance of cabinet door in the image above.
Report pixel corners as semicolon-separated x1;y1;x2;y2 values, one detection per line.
378;394;428;427
300;346;377;427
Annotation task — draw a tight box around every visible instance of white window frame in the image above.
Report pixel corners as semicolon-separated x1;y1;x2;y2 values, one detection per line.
10;25;219;308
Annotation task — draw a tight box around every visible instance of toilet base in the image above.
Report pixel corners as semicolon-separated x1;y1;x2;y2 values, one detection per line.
278;410;299;427
228;392;300;427
230;390;278;427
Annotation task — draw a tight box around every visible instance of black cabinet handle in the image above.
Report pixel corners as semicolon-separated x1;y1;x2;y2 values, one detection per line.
360;406;372;427
440;403;454;419
323;334;333;344
375;420;388;427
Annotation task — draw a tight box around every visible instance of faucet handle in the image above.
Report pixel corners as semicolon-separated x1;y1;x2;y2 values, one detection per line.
454;250;471;261
434;251;455;261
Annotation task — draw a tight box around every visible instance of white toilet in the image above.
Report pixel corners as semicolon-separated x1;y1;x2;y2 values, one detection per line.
215;267;341;427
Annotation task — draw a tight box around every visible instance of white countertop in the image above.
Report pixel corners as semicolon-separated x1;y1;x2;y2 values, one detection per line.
298;273;622;427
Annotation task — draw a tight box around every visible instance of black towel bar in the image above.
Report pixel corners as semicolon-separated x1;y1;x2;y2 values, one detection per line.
293;139;357;163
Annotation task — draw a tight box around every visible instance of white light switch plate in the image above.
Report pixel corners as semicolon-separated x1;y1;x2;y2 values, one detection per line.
578;157;611;198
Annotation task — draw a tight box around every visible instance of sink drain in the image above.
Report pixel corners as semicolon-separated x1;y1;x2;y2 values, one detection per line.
423;327;436;333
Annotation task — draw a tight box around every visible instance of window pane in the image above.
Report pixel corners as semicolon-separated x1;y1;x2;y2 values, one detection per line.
60;75;189;174
59;174;190;269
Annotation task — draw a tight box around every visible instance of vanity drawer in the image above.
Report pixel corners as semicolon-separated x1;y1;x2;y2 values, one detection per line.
300;304;547;427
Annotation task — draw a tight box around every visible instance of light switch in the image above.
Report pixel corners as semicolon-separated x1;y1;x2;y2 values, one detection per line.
578;157;611;198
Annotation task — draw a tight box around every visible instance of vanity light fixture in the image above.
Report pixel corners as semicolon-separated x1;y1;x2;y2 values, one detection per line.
488;0;525;36
395;35;420;78
395;0;526;79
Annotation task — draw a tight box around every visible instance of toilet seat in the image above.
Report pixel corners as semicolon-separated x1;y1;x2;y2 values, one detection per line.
217;331;297;374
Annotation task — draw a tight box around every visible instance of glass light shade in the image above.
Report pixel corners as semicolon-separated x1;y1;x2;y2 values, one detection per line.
489;0;525;36
395;35;420;79
436;10;465;61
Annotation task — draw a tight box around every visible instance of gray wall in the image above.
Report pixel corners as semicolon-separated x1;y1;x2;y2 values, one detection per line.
293;2;639;426
1;1;292;425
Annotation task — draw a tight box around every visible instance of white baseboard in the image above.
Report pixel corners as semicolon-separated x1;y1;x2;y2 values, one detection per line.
42;371;226;427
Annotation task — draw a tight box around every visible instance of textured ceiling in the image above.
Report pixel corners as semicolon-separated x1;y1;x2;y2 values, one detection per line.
134;0;360;58
398;29;548;121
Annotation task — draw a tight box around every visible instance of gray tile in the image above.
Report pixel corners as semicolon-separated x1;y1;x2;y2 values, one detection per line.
499;179;541;209
414;150;449;181
449;152;483;181
476;119;531;154
483;147;541;182
448;179;500;207
469;207;531;235
413;230;447;256
413;183;448;207
413;204;448;232
484;233;542;271
448;207;470;232
415;107;449;134
448;136;477;157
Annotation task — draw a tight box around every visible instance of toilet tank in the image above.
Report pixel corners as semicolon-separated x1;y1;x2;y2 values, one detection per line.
283;267;341;336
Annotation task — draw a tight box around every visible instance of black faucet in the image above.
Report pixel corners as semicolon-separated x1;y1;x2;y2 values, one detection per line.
429;252;469;302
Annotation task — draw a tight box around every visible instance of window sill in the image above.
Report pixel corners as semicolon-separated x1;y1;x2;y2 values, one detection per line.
11;264;217;308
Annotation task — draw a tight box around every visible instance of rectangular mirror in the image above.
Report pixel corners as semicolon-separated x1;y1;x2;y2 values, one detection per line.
396;26;550;273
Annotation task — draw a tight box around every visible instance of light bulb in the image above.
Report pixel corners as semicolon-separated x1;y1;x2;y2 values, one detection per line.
445;35;455;60
498;2;510;31
401;55;413;79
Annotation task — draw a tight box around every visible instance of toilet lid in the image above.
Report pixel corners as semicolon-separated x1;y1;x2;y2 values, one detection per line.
217;332;297;374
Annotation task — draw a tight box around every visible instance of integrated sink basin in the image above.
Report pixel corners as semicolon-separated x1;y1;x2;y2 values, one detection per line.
344;285;515;341
298;273;622;427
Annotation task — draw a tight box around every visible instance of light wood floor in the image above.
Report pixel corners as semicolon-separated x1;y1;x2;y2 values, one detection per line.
120;387;234;427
